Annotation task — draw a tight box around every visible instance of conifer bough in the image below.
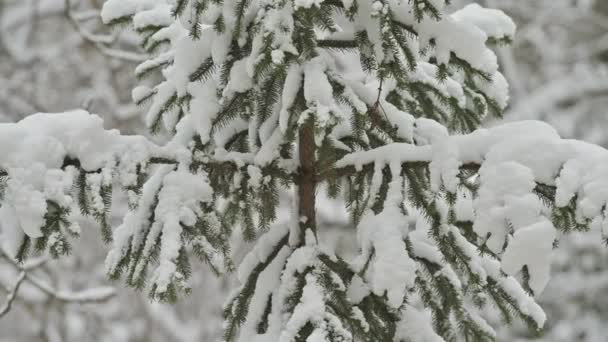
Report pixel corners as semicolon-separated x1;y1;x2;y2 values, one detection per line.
2;0;608;341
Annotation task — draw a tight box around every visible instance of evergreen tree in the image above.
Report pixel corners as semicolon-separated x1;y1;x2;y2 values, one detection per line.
4;0;608;341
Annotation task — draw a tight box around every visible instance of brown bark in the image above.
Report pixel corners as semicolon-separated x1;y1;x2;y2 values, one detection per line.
297;117;316;242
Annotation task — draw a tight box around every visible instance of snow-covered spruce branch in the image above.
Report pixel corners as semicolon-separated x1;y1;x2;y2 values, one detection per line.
332;118;608;279
0;110;156;259
0;110;248;265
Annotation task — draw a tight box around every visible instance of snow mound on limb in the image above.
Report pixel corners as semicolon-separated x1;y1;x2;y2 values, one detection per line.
337;119;608;296
0;111;152;257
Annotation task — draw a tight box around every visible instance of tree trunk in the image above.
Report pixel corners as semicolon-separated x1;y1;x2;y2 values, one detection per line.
297;117;316;243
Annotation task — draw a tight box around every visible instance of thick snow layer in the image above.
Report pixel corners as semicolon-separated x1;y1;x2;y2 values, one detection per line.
0;111;149;171
223;58;253;98
0;111;151;256
482;72;510;110
356;206;417;308
502;220;557;294
355;167;418;308
101;0;158;23
132;4;172;30
389;0;500;74
474;161;540;253
278;270;351;342
150;170;214;294
303;57;343;131
237;246;291;342
105;166;171;277
395;305;445;342
482;257;546;327
346;275;370;304
132;85;154;104
279;273;326;342
451;4;516;41
419;15;498;73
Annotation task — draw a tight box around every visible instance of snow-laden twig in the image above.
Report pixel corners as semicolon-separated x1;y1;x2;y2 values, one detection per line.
0;271;25;318
63;0;145;62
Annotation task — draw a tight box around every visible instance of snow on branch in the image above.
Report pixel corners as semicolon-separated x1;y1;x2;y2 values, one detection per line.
334;118;608;296
0;110;153;259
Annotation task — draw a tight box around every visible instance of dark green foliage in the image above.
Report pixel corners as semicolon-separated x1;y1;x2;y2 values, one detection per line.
336;158;552;339
316;39;358;50
149;92;178;134
37;201;73;259
370;166;391;214
390;22;418;71
256;295;273;334
172;0;188;17
412;0;443;21
487;36;514;46
356;31;378;72
72;168;113;243
76;169;90;216
182;206;234;275
14;236;31;263
234;0;252;37
346;171;371;225
257;66;287;123
534;183;590;233
257;178;280;230
97;184;113;243
104;15;134;28
211;91;252;135
189;0;208;38
0;169;8;200
189;58;216;83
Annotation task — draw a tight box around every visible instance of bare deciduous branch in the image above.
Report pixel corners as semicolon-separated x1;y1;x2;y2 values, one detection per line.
63;0;145;62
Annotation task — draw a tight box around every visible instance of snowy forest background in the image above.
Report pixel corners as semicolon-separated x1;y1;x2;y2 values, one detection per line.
1;0;608;341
